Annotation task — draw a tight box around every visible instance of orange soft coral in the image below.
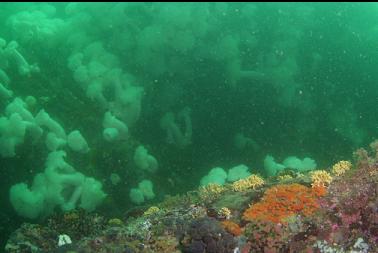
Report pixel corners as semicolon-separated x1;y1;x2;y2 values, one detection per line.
311;184;327;197
221;220;242;236
243;183;325;224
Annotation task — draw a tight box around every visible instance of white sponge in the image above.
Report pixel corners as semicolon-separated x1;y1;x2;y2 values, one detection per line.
134;145;158;173
0;113;27;157
200;167;227;186
102;111;128;142
67;130;89;153
35;109;66;139
282;156;316;172
0;82;13;99
264;155;285;177
129;188;145;205
227;164;251;182
138;179;155;200
79;177;107;211
129;179;156;205
9;183;44;219
45;132;66;151
9;151;107;219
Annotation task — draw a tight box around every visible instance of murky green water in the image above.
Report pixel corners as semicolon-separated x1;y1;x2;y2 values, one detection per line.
1;2;378;248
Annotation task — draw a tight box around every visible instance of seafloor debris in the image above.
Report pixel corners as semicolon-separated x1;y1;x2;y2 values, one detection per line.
5;144;378;253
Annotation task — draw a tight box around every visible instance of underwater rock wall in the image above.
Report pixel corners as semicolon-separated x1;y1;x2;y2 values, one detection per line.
2;2;378;251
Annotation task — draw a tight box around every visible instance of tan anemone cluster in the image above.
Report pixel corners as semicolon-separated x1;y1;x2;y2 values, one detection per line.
331;160;352;176
143;206;160;216
277;174;293;182
198;183;225;201
218;207;231;219
310;170;333;187
231;174;265;192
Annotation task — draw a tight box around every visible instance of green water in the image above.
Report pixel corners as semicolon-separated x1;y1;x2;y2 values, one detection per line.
1;2;378;247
